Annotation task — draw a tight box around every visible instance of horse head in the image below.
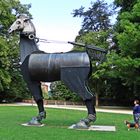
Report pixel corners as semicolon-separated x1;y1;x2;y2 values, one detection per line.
8;14;36;36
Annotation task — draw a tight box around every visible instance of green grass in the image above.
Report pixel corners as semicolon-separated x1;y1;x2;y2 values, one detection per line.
0;106;139;140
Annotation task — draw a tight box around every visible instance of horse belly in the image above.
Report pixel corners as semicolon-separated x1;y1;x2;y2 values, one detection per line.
28;52;90;82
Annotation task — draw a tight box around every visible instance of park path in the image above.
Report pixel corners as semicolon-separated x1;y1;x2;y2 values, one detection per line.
13;102;132;115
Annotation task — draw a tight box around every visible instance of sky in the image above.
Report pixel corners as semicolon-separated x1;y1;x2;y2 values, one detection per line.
20;0;114;53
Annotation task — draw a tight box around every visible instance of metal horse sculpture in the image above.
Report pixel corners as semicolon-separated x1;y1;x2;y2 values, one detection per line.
8;15;106;128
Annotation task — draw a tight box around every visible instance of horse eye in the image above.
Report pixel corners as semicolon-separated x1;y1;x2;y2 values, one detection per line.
16;21;21;24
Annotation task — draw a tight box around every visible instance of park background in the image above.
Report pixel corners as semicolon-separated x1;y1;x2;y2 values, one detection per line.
0;0;140;107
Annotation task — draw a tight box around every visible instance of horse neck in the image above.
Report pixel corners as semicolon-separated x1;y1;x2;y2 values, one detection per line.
19;33;39;63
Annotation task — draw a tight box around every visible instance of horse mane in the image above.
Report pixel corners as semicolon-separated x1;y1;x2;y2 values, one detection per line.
17;14;30;19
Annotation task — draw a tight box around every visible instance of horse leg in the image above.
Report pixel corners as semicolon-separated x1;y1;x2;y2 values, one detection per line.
61;67;96;128
20;56;46;124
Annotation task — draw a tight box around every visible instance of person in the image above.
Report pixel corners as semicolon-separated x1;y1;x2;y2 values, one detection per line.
133;99;140;127
124;99;140;130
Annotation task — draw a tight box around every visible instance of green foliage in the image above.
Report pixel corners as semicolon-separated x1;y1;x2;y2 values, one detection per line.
90;0;140;103
50;0;140;105
0;37;12;92
109;0;140;86
94;52;140;85
114;0;137;11
50;81;81;101
70;0;140;104
0;0;31;102
0;0;31;32
50;1;115;104
114;1;140;57
73;0;113;33
74;30;111;49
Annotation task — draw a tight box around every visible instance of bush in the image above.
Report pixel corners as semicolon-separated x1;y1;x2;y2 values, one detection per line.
50;81;81;102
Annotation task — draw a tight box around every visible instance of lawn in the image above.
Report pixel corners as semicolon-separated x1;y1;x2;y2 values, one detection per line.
0;106;139;140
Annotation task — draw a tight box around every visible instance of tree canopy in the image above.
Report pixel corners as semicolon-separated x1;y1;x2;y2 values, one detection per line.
73;0;113;34
51;0;140;105
0;0;31;102
1;0;140;105
93;0;140;104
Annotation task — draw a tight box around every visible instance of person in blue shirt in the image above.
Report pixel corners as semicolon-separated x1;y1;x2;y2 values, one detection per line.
124;99;140;130
133;99;140;126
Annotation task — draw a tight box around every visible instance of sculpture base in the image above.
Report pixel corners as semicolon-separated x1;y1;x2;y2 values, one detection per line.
69;125;116;131
21;123;45;127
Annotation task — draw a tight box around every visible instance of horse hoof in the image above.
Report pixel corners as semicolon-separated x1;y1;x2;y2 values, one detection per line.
69;121;89;129
28;117;42;126
21;117;45;127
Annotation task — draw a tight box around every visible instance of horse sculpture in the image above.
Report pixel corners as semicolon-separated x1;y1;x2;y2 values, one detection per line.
8;15;106;128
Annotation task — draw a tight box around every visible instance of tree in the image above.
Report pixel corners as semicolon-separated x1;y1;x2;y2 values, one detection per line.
112;0;140;84
114;0;140;97
72;0;140;106
73;0;113;33
94;0;140;104
50;0;115;105
73;0;115;106
0;0;31;102
50;81;81;101
114;0;137;12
